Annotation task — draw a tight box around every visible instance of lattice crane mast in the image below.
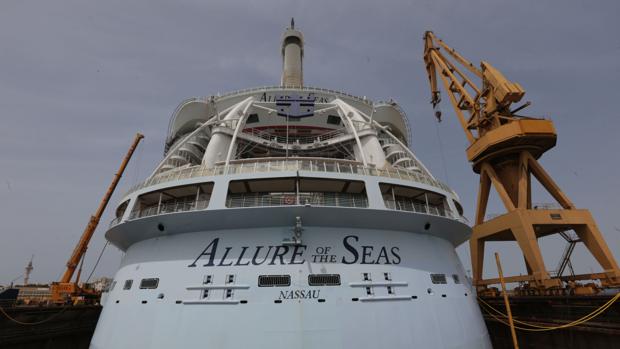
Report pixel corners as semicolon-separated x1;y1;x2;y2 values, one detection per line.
423;31;620;292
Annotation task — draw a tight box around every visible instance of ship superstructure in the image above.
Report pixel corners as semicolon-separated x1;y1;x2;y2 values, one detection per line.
91;21;491;349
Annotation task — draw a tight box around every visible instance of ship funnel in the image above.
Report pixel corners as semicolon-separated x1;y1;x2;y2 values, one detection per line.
281;18;304;87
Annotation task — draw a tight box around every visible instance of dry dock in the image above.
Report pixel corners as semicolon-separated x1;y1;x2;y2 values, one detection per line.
480;294;620;348
0;304;101;349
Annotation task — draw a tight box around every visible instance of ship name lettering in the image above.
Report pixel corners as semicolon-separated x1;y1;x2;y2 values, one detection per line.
279;290;320;300
188;236;401;267
188;238;309;267
311;246;338;263
259;92;330;103
341;235;400;265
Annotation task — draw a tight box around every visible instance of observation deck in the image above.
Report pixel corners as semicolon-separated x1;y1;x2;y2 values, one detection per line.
106;21;470;251
107;156;470;251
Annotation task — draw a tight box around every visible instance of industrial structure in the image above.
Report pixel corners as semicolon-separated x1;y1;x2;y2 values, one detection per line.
23;256;33;286
423;31;620;294
50;133;144;304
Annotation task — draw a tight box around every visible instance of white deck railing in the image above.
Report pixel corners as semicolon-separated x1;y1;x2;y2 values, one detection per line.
226;192;369;209
123;159;454;198
241;127;348;145
112;199;211;227
383;199;447;218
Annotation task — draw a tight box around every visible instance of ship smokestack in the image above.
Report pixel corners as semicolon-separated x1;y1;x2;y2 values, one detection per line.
281;18;304;87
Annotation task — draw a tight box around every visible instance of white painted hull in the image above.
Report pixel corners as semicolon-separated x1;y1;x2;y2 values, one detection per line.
91;224;491;348
92;21;492;348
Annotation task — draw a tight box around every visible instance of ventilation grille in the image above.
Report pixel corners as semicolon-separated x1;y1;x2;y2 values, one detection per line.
430;274;447;284
258;275;290;287
308;274;341;286
139;278;159;289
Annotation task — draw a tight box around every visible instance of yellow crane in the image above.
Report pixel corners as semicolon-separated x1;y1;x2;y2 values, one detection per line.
423;31;620;294
50;133;144;303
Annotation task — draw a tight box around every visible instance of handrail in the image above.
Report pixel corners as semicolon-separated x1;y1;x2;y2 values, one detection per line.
226;192;369;209
214;85;374;106
109;190;467;228
384;199;448;218
113;199;211;227
241;127;348;145
122;159;455;199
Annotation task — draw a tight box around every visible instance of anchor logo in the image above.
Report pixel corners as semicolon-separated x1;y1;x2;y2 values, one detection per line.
275;93;315;118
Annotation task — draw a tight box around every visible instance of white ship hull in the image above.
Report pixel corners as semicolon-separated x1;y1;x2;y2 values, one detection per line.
92;206;490;348
92;20;491;348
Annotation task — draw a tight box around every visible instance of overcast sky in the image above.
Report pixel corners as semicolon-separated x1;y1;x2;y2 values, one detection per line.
1;0;619;285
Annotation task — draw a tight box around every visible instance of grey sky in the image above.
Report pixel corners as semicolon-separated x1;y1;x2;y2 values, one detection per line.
1;0;619;285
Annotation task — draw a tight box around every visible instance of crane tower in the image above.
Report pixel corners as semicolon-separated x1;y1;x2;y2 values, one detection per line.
423;31;620;293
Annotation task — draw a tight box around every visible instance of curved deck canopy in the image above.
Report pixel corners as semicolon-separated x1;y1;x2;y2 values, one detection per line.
166;87;413;151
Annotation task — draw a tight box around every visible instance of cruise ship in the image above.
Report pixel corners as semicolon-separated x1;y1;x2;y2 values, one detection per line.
91;21;491;348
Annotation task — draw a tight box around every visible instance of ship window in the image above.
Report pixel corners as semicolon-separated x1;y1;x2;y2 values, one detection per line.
123;280;133;290
430;274;447;284
362;273;371;281
246;113;259;124
384;272;391;281
454;201;464;216
227;178;368;208
308;274;341;286
452;274;461;284
130;182;214;219
139;278;159;289
299;178;365;194
379;183;447;217
229;177;296;194
258;275;291;287
327;115;341;125
110;281;117;291
284;36;301;46
115;200;130;219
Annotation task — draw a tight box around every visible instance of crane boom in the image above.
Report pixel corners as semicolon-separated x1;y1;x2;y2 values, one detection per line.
60;133;144;283
423;31;620;293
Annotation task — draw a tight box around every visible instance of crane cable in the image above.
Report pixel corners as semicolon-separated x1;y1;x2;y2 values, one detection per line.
477;292;620;332
434;119;451;187
0;304;69;326
85;241;110;283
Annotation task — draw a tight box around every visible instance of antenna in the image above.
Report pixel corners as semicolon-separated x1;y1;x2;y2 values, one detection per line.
24;255;34;285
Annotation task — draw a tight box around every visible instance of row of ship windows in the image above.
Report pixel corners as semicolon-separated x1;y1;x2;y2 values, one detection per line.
245;113;341;126
108;278;159;292
108;273;460;292
115;178;455;221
